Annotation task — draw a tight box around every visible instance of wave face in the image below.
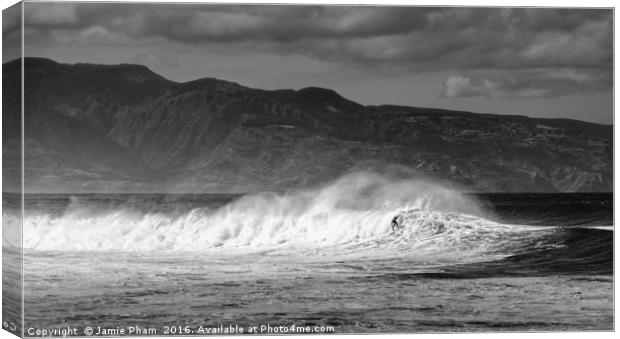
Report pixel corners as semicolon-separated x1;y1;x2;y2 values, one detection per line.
473;193;613;227
2;173;608;265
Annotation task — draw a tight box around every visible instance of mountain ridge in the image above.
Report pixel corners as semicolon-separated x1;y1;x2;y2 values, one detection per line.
2;58;613;193
9;57;612;128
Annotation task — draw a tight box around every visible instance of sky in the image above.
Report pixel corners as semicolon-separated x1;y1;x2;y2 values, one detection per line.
3;1;614;124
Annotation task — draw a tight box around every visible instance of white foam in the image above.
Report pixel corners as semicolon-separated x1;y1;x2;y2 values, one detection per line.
579;225;614;231
11;173;556;259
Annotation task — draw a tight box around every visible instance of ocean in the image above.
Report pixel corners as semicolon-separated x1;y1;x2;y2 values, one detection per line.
2;174;613;334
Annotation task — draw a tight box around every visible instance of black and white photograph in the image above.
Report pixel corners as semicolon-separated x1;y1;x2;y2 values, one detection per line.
1;0;615;336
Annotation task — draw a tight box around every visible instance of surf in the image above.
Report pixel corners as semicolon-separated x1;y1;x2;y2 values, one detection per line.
5;173;568;262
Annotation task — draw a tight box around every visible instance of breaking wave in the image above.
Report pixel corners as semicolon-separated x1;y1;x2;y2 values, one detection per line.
6;173;564;261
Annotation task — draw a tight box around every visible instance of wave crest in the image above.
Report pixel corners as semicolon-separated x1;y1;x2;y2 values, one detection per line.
9;173;557;259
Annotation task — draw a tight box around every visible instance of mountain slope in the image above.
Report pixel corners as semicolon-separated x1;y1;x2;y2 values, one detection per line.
3;58;613;193
3;58;168;192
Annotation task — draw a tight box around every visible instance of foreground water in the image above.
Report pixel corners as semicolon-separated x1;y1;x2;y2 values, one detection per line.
2;174;613;334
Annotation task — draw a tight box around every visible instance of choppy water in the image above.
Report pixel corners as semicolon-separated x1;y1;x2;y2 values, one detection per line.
2;173;613;335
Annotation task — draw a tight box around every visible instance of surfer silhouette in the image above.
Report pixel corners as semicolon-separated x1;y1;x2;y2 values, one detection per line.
391;215;403;232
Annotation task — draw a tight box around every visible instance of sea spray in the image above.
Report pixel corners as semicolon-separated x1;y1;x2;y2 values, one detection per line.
14;172;557;259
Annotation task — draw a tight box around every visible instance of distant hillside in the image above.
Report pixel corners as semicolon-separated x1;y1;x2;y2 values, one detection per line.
2;58;613;193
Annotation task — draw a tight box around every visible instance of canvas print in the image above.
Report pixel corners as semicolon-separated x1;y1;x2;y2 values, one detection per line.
2;1;614;336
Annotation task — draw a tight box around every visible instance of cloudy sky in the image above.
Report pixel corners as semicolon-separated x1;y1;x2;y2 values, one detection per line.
4;1;614;123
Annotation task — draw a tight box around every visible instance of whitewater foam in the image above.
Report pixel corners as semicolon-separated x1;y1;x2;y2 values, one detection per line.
6;173;559;260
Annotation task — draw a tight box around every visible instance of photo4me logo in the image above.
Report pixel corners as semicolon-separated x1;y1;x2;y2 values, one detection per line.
256;324;335;334
3;321;18;333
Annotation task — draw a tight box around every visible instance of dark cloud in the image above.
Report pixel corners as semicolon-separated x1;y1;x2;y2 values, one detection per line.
3;3;22;62
23;4;613;67
2;2;21;38
24;2;78;26
21;3;613;99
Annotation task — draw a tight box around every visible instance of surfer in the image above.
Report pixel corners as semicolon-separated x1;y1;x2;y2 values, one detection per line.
391;215;403;232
